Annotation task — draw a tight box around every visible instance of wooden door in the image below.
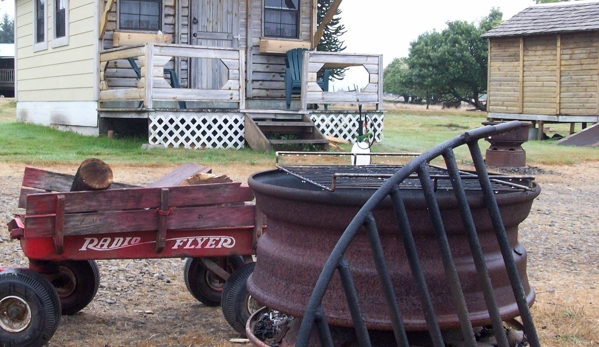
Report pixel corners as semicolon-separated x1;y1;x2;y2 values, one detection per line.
190;0;239;90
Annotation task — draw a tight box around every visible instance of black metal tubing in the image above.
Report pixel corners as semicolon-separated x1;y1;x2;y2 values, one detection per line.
295;121;540;347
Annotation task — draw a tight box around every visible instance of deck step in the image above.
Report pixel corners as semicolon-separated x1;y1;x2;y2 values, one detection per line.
255;121;314;127
250;114;304;121
269;139;329;145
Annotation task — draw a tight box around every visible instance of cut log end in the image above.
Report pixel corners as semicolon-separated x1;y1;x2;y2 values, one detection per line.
71;158;114;191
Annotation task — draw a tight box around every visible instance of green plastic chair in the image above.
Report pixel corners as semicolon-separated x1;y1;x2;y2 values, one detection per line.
284;48;330;110
127;58;186;109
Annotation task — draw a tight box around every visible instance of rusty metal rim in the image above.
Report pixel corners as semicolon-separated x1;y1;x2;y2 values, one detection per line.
245;306;271;347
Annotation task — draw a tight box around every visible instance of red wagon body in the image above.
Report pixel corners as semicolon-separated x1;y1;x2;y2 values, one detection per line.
2;164;265;347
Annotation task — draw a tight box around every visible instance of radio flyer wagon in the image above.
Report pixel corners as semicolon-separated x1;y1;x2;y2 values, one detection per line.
1;164;265;346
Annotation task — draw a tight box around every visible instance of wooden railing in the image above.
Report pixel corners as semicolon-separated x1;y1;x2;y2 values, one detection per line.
0;69;14;83
301;51;383;111
99;43;245;109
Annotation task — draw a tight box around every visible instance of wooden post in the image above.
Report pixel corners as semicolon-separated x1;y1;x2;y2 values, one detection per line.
301;50;310;111
155;188;170;253
54;195;65;254
377;54;384;111
487;40;491;112
70;158;113;191
239;49;246;110
144;44;155;109
519;37;524;114
556;34;561;115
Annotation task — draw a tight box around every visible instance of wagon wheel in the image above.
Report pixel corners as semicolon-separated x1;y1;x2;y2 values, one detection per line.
0;268;61;347
184;256;245;307
221;262;262;335
52;260;100;315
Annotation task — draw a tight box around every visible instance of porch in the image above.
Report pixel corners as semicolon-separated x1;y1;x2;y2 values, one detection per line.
98;43;385;150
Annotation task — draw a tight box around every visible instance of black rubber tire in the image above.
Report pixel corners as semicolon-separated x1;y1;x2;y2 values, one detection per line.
184;256;245;307
0;268;61;347
221;262;258;335
52;260;100;315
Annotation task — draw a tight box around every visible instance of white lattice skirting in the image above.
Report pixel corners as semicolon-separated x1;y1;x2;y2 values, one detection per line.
310;113;385;143
149;114;245;149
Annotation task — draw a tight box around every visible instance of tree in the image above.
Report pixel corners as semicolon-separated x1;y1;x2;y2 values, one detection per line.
400;8;503;110
316;0;346;80
0;14;14;43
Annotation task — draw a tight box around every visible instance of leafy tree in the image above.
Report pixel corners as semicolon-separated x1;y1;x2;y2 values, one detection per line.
399;8;503;110
316;0;346;80
0;14;14;43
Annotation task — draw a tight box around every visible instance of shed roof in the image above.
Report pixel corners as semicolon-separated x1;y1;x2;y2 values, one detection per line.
482;0;599;38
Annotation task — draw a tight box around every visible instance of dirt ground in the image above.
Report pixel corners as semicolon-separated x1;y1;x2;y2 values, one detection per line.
0;160;598;347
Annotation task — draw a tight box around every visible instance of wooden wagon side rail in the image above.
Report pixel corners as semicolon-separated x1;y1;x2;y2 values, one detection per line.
300;51;383;111
99;43;246;109
22;183;255;239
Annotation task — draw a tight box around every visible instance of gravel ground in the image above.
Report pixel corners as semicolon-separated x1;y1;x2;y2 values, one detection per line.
1;161;598;346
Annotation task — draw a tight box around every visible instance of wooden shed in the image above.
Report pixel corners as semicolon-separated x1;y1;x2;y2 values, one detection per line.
482;1;599;140
14;0;384;150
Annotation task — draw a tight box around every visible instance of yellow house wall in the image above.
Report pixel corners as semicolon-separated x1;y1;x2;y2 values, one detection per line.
15;0;97;102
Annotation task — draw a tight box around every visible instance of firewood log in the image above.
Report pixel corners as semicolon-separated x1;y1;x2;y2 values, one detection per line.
70;158;113;191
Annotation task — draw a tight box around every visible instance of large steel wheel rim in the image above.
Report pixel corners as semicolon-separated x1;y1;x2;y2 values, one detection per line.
184;256;245;307
0;295;32;333
52;260;100;315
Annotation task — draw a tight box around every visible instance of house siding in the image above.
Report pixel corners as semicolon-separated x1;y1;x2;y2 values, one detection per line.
16;0;96;103
247;0;314;99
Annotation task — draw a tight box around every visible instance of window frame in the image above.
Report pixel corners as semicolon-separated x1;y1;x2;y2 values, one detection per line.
51;0;69;48
263;0;300;39
118;0;163;32
33;0;48;52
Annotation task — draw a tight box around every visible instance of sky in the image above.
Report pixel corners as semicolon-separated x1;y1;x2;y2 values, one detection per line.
0;0;534;89
332;0;534;90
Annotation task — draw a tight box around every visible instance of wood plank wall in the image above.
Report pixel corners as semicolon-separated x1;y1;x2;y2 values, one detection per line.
488;37;521;113
560;32;598;115
488;32;599;117
247;0;313;99
101;0;178;88
100;0;314;100
523;35;557;115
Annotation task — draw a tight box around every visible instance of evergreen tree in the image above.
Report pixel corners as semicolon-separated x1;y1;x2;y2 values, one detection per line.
316;0;346;80
0;14;14;43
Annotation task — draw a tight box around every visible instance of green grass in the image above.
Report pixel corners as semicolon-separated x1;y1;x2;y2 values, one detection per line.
0;121;273;166
375;110;599;166
0;100;597;167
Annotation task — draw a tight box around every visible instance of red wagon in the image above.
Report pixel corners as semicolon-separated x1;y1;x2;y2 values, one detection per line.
2;164;265;346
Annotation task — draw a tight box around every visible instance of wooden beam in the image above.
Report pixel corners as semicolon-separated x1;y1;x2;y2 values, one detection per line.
519;36;524;113
556;34;561;115
487;39;491;111
99;0;115;39
313;0;342;48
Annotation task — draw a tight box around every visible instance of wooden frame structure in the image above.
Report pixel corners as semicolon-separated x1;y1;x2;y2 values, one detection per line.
483;2;599;139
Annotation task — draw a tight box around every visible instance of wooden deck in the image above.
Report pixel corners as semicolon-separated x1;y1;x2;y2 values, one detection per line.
98;43;383;113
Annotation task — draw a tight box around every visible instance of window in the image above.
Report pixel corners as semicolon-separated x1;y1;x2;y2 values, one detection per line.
33;0;47;51
264;0;299;39
119;0;161;31
52;0;69;48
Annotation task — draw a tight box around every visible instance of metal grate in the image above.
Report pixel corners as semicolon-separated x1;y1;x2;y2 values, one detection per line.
276;152;535;192
295;121;541;347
